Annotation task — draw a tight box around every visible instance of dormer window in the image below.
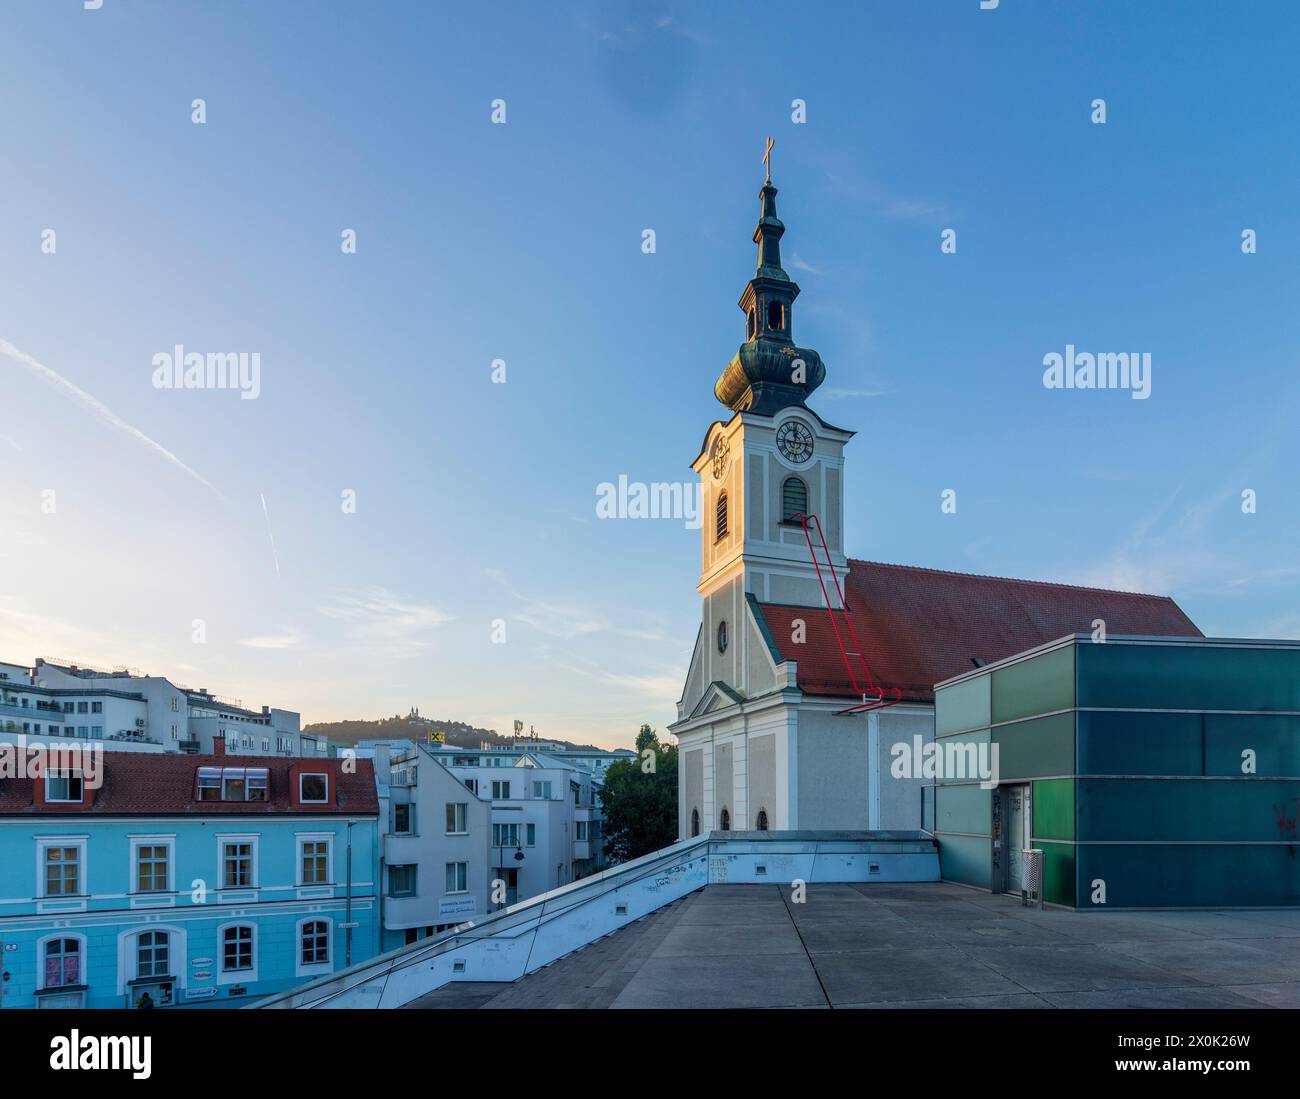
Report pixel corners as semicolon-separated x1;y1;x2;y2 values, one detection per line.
46;769;83;803
198;766;270;802
299;773;328;803
198;768;221;801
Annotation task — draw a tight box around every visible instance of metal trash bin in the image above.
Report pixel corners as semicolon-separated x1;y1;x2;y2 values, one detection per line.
1021;848;1044;909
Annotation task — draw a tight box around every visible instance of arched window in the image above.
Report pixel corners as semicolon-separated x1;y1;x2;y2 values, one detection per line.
715;493;729;540
746;310;756;340
222;925;254;972
301;920;330;967
766;300;784;332
137;931;170;978
756;809;769;831
45;938;80;987
781;477;807;523
720;807;731;832
717;620;728;653
691;808;700;837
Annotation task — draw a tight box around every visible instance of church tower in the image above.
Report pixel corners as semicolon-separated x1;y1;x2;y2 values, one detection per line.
692;154;856;693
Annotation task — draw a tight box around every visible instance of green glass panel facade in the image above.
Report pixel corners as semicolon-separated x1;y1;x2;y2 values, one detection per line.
1076;843;1300;908
937;833;990;890
934;782;990;834
1077;642;1300;712
990;645;1074;725
935;674;990;736
932;729;989;786
1032;778;1074;841
1205;714;1300;777
1077;778;1300;842
994;712;1074;782
938;638;1300;908
1076;711;1203;775
1038;840;1075;907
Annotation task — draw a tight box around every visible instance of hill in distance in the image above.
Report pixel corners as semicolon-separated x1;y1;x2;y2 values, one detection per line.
303;713;610;754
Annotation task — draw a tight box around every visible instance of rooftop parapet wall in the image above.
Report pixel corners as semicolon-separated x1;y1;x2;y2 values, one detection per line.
256;831;939;1009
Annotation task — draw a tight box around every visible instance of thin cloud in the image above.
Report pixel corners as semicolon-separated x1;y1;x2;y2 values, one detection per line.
485;568;608;640
787;253;824;276
820;386;887;400
240;628;302;650
319;586;451;657
0;336;224;501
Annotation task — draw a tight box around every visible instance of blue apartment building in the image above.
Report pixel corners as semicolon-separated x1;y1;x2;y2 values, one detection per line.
0;746;379;1008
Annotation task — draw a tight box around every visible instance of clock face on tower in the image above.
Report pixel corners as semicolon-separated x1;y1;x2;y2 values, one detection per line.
776;420;814;464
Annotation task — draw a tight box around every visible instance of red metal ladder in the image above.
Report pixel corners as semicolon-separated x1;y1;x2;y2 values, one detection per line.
791;512;901;715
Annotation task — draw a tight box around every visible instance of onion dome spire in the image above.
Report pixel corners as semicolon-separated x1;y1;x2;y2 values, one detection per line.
714;137;826;415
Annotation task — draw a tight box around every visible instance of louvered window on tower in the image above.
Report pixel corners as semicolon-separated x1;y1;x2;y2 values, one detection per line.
782;476;807;523
716;493;729;540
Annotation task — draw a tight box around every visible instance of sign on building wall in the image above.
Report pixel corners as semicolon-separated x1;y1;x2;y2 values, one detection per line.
438;895;477;919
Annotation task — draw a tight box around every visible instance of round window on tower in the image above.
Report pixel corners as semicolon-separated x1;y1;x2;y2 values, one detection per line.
717;620;728;654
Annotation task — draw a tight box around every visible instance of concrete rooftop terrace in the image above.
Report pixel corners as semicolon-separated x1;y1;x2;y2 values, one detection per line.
404;882;1300;1009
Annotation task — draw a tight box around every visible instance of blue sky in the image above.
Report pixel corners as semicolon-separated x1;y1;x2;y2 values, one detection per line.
2;1;1298;749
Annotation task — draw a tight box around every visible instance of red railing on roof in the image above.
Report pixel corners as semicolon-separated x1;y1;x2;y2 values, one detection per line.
791;512;901;716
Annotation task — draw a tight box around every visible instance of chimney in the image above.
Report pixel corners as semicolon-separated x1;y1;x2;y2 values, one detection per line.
212;735;225;758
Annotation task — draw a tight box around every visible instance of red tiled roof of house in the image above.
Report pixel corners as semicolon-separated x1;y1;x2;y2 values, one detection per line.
0;753;379;815
756;559;1202;703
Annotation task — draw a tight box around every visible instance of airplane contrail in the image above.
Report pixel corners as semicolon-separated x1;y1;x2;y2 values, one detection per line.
0;335;225;500
260;492;281;577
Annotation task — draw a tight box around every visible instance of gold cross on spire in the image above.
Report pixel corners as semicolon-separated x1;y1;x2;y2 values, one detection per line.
763;135;774;184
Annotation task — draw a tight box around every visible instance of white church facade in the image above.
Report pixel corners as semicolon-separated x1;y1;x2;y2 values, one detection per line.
670;160;1200;839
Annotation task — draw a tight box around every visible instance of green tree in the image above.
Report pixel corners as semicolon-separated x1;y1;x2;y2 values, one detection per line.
600;724;678;864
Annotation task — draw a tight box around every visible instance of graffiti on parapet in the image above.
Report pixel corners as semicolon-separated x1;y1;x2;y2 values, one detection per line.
1272;799;1299;838
653;864;689;890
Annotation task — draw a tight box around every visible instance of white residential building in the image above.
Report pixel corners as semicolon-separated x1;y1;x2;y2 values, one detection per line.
366;742;492;950
439;750;614;907
0;657;324;757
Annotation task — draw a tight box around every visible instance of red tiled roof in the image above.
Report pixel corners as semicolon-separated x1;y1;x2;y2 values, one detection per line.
756;560;1202;703
0;753;378;816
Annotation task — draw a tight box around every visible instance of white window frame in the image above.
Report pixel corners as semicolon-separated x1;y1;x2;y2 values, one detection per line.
295;832;334;889
388;863;417;898
445;802;467;835
128;835;176;898
492;822;520;848
136;928;173;979
36;836;87;902
36;931;88;992
216;920;259;985
299;773;329;803
216;833;260;893
444;861;468;894
112;924;188;999
295;916;333;978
